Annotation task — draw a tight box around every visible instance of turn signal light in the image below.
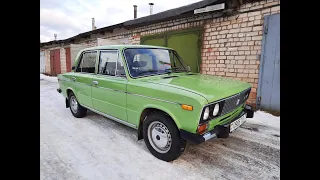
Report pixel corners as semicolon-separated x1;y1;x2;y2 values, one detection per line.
181;104;193;111
197;124;208;134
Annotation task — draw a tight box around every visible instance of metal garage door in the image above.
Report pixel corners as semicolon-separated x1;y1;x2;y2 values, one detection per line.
142;36;166;47
257;14;280;111
141;28;202;73
40;51;45;73
50;49;61;76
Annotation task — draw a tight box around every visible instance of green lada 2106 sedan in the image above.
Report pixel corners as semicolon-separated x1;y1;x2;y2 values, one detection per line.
57;45;254;162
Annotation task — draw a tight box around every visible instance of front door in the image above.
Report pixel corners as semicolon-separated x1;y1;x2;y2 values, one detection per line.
70;50;98;108
91;50;128;121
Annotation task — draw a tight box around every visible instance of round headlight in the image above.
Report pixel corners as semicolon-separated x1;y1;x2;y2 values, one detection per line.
212;103;219;116
203;107;209;120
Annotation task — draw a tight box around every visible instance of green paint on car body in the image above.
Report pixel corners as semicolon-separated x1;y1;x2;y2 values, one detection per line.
58;45;251;135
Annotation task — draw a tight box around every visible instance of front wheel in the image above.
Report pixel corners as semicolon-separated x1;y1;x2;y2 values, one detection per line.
143;112;186;162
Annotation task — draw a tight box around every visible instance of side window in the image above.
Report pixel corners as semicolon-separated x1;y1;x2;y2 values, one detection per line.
98;51;125;77
75;51;97;73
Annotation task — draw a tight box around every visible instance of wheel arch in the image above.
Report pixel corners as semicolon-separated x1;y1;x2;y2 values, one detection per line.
137;105;180;140
65;88;75;108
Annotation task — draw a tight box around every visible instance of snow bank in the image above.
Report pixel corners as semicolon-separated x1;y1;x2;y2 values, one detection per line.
246;110;280;129
40;74;58;83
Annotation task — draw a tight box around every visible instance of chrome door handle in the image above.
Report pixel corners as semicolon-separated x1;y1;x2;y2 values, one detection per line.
71;77;76;81
92;81;98;85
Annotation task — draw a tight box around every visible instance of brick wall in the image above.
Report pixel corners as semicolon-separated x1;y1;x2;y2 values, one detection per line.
201;0;280;107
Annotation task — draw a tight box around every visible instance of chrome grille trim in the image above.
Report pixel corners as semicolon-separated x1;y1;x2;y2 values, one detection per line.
205;87;251;106
219;88;251;117
199;87;251;123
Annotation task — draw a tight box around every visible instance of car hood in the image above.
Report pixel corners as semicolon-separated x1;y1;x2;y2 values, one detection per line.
141;73;251;103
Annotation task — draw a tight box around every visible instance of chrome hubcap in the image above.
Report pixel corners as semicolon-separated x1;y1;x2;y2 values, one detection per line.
147;121;172;153
70;96;78;113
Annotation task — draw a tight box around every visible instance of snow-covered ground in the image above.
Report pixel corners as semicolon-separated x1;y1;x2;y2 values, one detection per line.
40;74;58;83
40;74;280;180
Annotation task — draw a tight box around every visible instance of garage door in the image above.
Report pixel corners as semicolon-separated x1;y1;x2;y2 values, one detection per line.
142;36;166;47
50;49;61;76
141;28;202;73
257;14;280;112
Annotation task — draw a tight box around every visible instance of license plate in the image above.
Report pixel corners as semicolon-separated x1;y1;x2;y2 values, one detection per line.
230;113;246;133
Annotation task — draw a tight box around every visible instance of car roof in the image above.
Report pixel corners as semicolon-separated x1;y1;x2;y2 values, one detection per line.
82;44;174;51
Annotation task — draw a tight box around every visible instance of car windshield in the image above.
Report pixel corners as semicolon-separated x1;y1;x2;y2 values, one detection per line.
124;48;189;78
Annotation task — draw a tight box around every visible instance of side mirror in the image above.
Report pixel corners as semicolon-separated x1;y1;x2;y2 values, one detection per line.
187;66;191;72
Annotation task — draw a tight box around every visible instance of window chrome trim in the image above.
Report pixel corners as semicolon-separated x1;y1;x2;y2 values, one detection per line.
80;104;137;129
94;73;127;79
97;50;127;79
75;50;98;73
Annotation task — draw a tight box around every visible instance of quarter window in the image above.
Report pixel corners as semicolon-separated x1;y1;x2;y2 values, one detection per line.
75;51;97;73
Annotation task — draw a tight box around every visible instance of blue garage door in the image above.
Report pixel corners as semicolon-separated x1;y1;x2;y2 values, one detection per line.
257;14;280;111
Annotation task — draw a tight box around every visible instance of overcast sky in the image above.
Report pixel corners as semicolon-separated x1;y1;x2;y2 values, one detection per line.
40;0;203;43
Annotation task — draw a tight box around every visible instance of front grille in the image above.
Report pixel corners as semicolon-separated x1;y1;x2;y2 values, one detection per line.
220;88;251;116
199;88;251;124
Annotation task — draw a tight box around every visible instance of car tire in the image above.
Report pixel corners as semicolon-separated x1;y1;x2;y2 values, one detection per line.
68;92;87;118
217;126;230;138
143;112;186;162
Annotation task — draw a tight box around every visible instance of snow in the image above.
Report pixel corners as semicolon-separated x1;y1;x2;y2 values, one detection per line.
40;73;58;83
40;76;280;180
247;110;280;129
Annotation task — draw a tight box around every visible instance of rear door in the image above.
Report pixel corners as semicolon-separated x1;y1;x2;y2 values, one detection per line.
68;50;97;108
91;50;128;121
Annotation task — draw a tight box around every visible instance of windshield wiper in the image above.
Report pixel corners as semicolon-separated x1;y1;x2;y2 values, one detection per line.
137;69;159;76
164;67;187;74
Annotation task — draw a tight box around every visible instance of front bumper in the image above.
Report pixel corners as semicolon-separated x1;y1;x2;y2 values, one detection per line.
180;104;254;144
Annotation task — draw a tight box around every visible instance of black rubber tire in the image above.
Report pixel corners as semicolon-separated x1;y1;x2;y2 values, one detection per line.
217;126;230;138
143;112;186;162
68;92;87;118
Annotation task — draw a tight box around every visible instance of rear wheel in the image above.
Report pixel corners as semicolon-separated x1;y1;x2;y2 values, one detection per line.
143;112;186;162
68;92;87;118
